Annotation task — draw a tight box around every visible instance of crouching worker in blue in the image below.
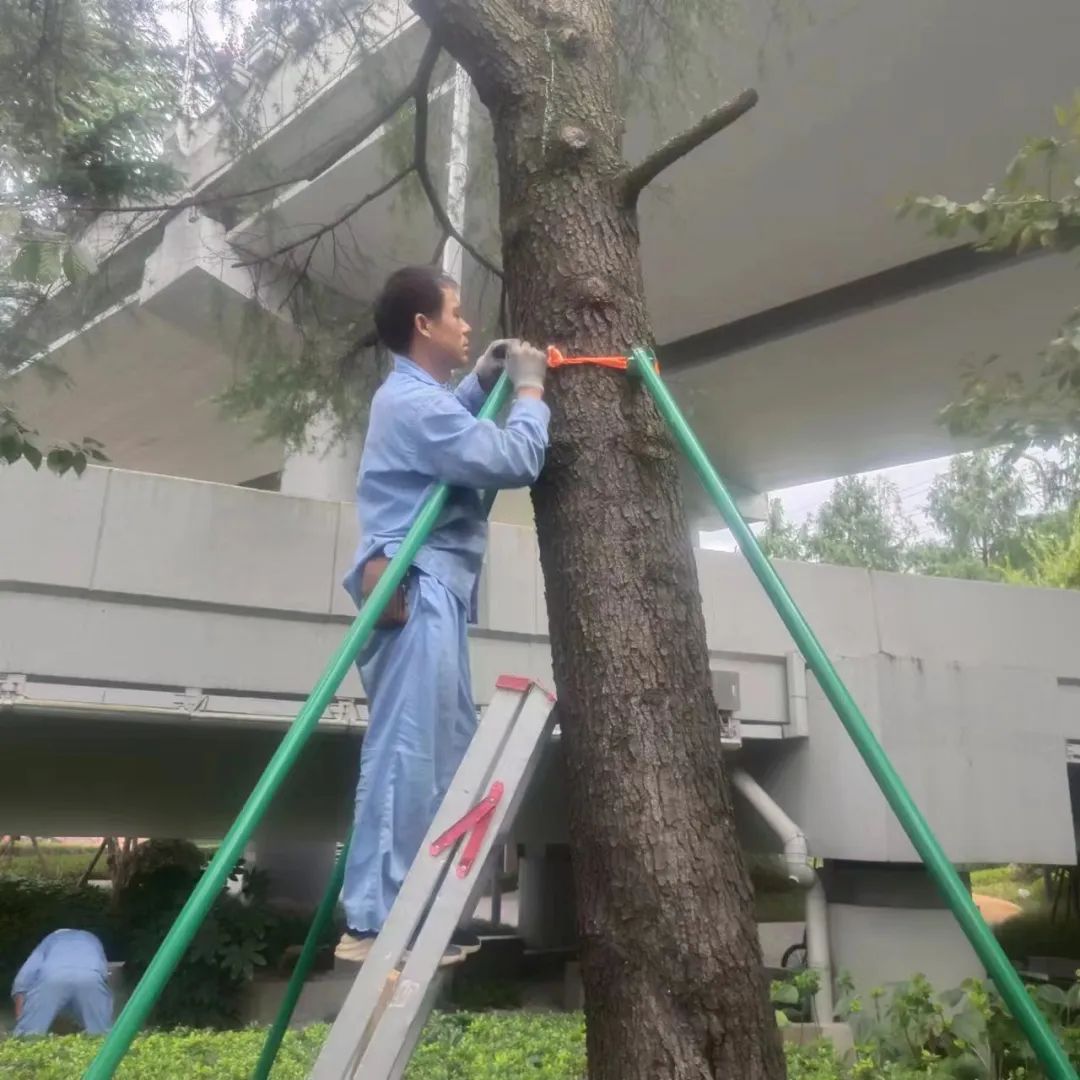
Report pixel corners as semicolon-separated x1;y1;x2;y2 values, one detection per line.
337;266;550;967
11;929;112;1036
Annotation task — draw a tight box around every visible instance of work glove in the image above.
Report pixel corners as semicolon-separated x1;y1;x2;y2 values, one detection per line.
473;338;514;392
506;340;547;393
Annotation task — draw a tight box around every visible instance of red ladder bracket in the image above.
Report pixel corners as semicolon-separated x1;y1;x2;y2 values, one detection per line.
429;781;504;878
495;674;556;702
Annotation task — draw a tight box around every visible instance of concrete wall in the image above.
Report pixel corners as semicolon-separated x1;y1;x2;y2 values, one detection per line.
3;463;1080;866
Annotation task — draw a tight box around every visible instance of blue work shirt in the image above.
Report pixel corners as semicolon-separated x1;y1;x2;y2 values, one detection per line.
343;354;551;613
12;930;108;997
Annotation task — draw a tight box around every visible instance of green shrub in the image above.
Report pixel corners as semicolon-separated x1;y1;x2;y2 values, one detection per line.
0;1026;328;1079
996;911;1080;965
115;850;278;1029
0;844;108;884
833;972;1080;1078
0;1014;587;1079
0;878;118;989
409;1013;585;1078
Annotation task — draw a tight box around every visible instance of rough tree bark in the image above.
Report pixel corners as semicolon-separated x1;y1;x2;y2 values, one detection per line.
414;2;786;1077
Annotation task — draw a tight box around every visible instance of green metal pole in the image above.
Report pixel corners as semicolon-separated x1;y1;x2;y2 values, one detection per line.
84;373;514;1080
628;347;1077;1080
251;830;352;1080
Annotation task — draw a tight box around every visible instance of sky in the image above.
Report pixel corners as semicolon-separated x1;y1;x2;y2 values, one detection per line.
699;454;953;552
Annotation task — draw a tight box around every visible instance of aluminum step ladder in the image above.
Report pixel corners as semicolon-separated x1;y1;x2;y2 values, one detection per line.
311;676;556;1080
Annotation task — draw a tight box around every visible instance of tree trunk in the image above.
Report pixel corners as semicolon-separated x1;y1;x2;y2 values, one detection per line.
415;3;785;1077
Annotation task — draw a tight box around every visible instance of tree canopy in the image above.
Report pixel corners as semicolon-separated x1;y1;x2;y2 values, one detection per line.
757;439;1080;590
902;92;1080;453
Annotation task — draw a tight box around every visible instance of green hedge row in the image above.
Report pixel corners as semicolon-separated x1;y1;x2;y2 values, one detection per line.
0;1014;588;1079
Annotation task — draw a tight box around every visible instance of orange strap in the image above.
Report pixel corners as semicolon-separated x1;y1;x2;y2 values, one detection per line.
546;346;658;372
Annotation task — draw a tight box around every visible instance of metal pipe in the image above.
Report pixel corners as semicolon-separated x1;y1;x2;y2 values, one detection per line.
83;373;515;1080
630;346;1077;1080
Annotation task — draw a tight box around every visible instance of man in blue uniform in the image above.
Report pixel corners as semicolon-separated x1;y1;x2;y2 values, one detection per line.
338;265;550;965
11;928;112;1036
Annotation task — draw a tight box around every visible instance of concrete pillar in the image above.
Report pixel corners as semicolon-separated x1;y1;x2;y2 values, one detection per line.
517;844;577;950
248;837;339;915
822;861;981;993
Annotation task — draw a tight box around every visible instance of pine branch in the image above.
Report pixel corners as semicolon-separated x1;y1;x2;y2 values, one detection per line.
412;38;503;279
621;89;759;206
60;51;434;218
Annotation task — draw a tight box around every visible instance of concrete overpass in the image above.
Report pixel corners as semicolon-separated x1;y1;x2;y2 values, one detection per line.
4;461;1080;992
3;0;1080;1000
5;0;1079;500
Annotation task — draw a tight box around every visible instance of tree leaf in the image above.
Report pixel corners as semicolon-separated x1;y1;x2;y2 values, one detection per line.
22;442;43;470
0;432;23;464
1037;983;1068;1008
950;1004;987;1047
46;448;74;475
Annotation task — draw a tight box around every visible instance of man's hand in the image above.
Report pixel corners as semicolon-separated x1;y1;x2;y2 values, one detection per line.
13;993;24;1020
473;338;515;392
506;340;547;396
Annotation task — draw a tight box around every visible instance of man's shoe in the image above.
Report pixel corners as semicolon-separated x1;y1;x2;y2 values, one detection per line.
335;930;376;963
450;928;483;956
438;943;467;967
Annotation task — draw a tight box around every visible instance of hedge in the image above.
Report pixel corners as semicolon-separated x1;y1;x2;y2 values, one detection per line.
0;1014;588;1079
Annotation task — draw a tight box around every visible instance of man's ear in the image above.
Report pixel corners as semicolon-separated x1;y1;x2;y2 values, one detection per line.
414;312;431;340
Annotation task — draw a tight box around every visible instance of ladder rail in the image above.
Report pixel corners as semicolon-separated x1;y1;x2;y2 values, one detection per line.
311;682;552;1079
352;686;556;1080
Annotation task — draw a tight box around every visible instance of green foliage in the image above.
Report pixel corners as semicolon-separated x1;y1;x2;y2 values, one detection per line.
772;969;821;1026
408;1012;586;1078
7;981;1080;1080
215;295;387;449
0;0;186;373
901;94;1080;450
757;476;914;572
114;842;278;1029
757;441;1080;590
0;1014;587;1079
758;498;810;560
0;877;117;991
968;865;1046;909
809;475;915;572
830;971;1080;1079
1001;507;1080;590
0;842;109;884
0;1025;330;1079
995;912;1080;968
924;451;1028;568
0;404;108;475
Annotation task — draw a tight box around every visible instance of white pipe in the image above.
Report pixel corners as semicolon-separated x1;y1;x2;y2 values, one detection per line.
786;652;809;738
805;877;834;1020
731;768;834;1021
731;769;814;887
